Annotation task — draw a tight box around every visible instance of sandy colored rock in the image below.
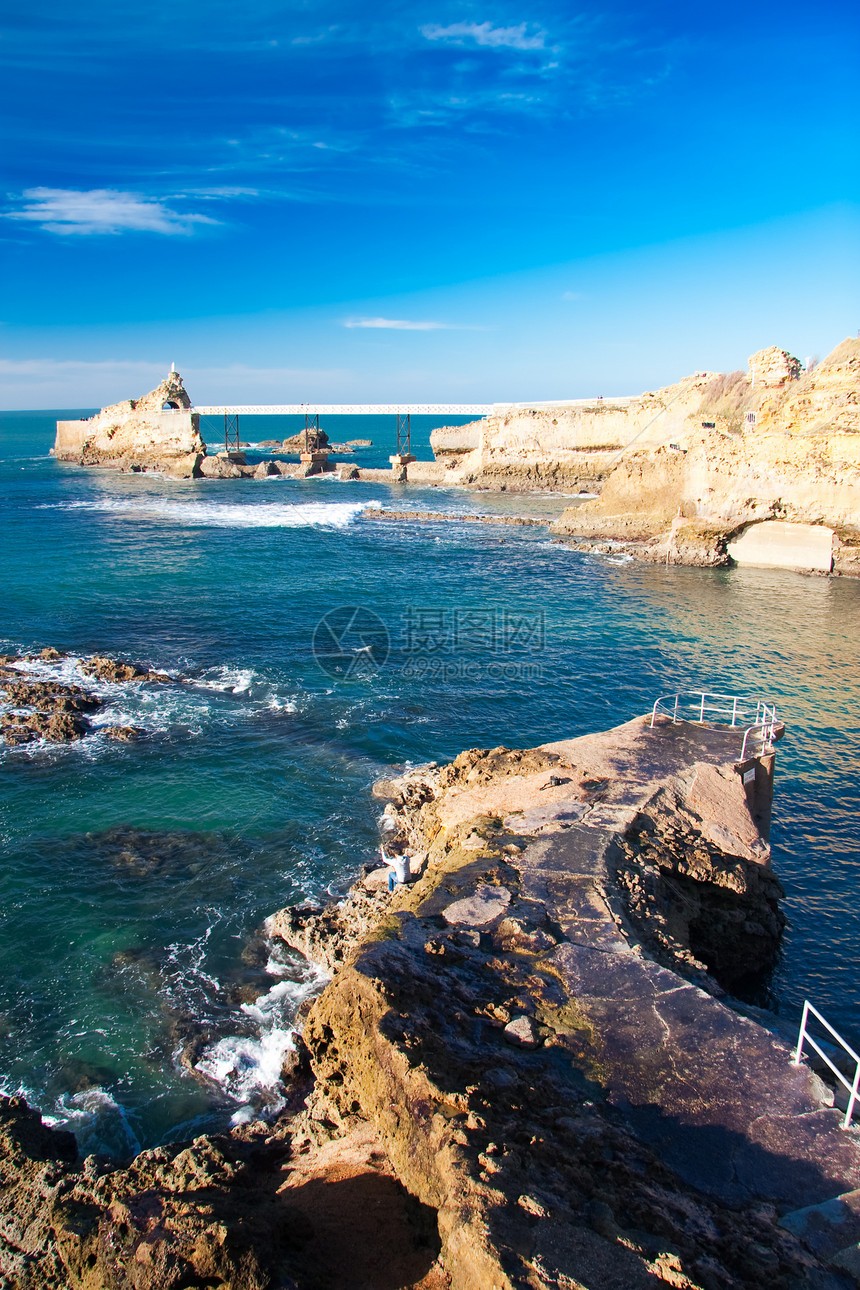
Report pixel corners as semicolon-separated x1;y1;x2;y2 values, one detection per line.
441;883;511;925
749;346;803;388
200;453;242;478
54;369;205;472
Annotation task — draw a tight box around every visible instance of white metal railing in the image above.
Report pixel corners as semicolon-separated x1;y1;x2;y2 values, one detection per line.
793;1000;860;1129
192;403;493;416
649;691;780;761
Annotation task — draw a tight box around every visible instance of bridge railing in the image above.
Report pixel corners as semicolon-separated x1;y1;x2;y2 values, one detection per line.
191;404;494;417
649;691;781;760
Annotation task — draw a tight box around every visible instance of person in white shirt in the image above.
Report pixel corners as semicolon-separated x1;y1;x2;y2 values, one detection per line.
379;844;409;892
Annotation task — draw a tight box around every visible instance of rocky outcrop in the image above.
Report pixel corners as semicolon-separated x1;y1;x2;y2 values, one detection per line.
268;718;860;1289
0;1095;445;1290
549;339;860;565
428;372;721;492
424;343;860;563
0;651;176;746
3;713;859;1287
362;509;544;528
749;347;803;389
54;370;205;473
281;429;330;452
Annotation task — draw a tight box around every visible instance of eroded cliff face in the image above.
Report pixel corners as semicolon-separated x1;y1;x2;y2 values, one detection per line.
428;343;860;564
2;717;858;1289
548;340;860;562
54;372;205;476
273;722;860;1290
429;372;717;493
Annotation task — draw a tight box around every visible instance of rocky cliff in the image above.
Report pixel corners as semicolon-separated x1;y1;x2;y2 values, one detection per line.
5;712;858;1288
549;340;860;570
428;342;860;570
54;371;205;476
429;369;718;493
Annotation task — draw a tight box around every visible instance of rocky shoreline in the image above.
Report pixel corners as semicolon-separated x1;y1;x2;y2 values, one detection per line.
4;710;860;1288
53;341;860;575
0;649;181;746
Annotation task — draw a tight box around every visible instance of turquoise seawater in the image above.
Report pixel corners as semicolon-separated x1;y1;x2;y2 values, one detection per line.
1;409;859;1157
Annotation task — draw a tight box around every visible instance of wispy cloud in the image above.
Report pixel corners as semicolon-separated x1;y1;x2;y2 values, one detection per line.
421;22;546;51
561;290;585;300
0;358;163;378
343;317;455;330
3;189;220;236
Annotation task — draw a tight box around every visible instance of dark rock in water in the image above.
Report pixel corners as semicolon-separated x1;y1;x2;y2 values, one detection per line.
253;460;280;478
0;679;101;712
0;653;179;746
282;428;330;451
103;725;144;741
0;717;38;745
57;1058;119;1094
79;656;146;683
1;708;89;744
0;1095;78;1164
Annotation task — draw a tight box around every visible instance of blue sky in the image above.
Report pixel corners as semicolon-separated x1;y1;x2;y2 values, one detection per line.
1;0;858;407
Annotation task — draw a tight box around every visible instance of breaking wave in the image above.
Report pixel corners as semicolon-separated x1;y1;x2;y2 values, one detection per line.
46;498;381;528
194;953;328;1124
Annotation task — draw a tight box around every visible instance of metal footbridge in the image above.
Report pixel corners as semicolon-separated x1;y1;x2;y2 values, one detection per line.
192;404;492;456
192;404;492;416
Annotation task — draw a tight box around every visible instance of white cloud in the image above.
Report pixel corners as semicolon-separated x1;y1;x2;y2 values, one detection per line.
562;290;585;300
421;22;546;51
3;189;220;236
343;317;453;330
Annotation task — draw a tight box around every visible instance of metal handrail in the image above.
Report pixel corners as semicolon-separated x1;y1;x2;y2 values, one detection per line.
649;691;780;761
793;1000;860;1129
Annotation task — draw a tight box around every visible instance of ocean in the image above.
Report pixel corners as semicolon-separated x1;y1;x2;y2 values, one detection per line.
1;409;859;1159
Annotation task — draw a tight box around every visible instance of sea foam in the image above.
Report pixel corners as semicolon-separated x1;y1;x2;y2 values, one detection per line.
194;956;327;1121
47;498;381;528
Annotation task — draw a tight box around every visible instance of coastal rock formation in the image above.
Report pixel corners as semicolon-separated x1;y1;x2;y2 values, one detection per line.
54;370;205;473
0;651;176;745
268;718;860;1288
2;713;860;1287
362;508;543;528
281;429;330;452
749;347;803;389
428;370;721;492
549;339;860;567
422;340;860;570
0;1094;446;1290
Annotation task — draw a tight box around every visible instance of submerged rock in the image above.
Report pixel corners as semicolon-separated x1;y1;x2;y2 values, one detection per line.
102;725;144;742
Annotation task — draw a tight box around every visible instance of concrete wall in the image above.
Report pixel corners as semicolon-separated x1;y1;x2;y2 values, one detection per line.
405;460;452;484
55;410;200;462
55;419;93;456
726;521;834;571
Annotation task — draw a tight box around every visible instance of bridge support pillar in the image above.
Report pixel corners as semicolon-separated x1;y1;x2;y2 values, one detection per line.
224;413;240;452
304;412;321;453
396;412;412;457
299;451;332;477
